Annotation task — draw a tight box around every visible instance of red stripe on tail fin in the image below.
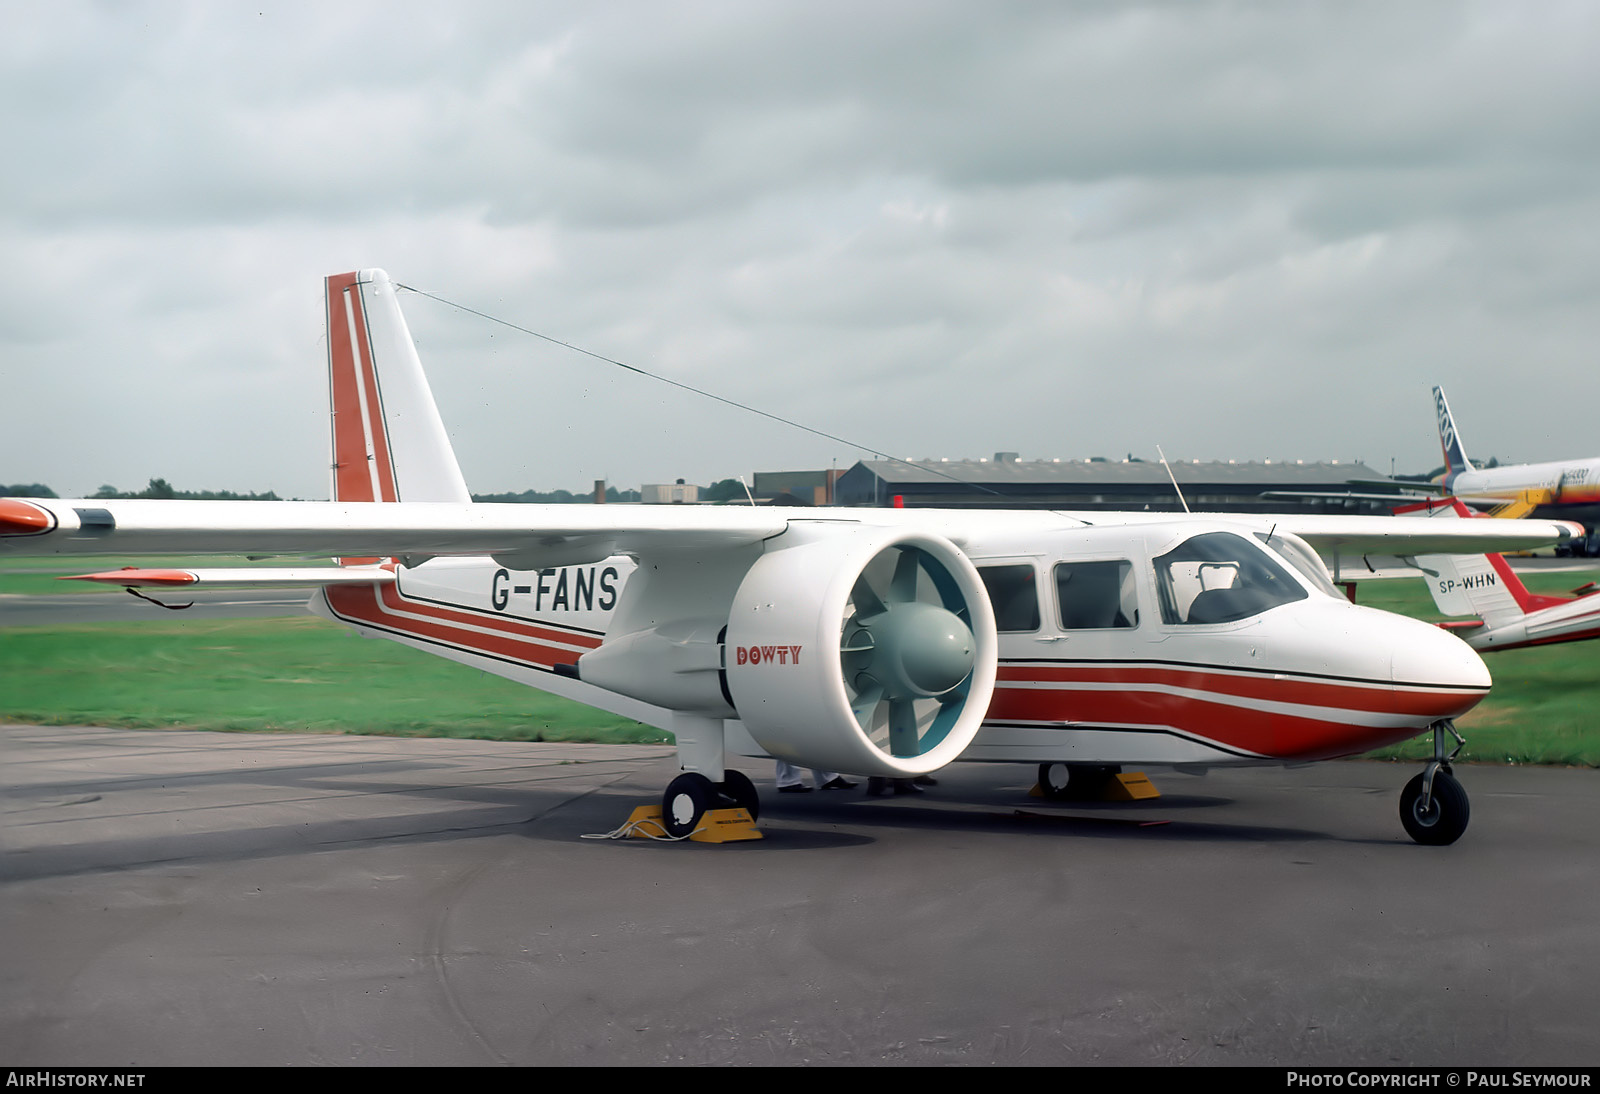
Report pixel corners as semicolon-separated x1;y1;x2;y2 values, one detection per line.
326;272;398;504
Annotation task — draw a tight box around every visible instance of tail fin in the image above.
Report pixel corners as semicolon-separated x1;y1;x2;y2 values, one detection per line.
1432;385;1474;486
1415;552;1527;625
326;270;469;504
1404;495;1524;624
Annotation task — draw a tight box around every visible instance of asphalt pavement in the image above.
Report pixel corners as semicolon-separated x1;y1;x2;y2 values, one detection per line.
3;725;1597;1066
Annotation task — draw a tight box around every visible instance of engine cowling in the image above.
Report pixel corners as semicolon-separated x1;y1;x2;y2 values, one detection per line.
724;525;997;777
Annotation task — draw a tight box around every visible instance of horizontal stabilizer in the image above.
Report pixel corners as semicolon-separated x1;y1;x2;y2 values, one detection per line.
63;566;396;589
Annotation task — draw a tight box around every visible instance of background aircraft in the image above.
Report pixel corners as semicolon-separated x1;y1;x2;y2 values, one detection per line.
1422;552;1600;652
1;271;1586;845
1271;389;1600;559
1433;385;1600;537
1401;498;1600;652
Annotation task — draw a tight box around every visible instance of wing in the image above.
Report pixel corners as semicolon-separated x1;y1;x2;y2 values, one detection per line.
1258;489;1445;503
4;497;1583;567
2;497;792;569
1268;513;1586;558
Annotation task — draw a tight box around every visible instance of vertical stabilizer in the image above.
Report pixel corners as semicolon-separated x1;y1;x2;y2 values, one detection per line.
1415;552;1525;625
1405;495;1525;625
1432;385;1474;487
326;270;470;503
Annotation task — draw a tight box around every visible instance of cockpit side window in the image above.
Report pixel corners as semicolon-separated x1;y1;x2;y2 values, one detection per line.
1154;531;1308;624
1054;560;1138;629
978;564;1041;632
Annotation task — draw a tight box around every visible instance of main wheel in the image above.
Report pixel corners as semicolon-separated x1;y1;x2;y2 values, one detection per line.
1069;764;1122;797
1038;763;1122;800
716;769;760;822
1038;762;1072;799
1399;770;1470;846
662;772;715;838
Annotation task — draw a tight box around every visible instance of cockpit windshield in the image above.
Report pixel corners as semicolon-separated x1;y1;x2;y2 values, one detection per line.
1154;531;1309;624
1255;531;1341;598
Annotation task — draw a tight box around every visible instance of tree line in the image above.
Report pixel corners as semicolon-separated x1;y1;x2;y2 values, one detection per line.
0;479;282;500
1;479;695;503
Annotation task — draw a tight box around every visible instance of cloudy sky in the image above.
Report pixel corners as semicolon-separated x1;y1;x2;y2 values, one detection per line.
3;0;1597;500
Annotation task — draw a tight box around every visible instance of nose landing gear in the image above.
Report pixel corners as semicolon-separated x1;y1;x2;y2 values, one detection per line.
1399;720;1470;846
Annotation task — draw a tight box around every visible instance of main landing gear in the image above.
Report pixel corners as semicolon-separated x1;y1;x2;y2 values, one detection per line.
1399;720;1470;846
1037;763;1123;801
661;770;760;838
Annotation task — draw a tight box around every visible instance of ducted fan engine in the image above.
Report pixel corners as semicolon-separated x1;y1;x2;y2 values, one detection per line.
724;527;997;777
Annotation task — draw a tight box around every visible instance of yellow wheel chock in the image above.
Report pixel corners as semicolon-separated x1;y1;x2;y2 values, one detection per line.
615;804;764;843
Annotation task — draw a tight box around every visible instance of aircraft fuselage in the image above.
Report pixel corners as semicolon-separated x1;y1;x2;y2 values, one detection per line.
317;518;1490;772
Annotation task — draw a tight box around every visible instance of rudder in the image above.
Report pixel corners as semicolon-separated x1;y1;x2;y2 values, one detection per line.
326;270;470;504
1415;552;1524;625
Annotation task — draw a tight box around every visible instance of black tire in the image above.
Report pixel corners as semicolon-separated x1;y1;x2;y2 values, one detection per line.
1399;770;1470;846
662;772;715;838
1038;763;1122;800
717;769;760;822
1038;763;1071;799
1068;764;1122;797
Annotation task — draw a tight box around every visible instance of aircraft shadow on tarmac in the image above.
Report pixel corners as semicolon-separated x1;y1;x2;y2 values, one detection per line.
4;756;1400;884
733;791;1382;849
529;768;1404;851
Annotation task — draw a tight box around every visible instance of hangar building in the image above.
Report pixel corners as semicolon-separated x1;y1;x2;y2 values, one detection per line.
830;456;1394;514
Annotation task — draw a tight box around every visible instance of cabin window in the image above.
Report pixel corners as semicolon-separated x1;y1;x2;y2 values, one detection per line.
1154;532;1308;625
978;564;1041;632
1054;560;1138;629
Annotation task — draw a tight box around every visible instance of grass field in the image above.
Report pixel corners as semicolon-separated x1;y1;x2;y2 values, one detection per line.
0;613;665;745
2;559;1596;763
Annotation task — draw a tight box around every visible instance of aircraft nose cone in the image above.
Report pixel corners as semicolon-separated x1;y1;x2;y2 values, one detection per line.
1391;614;1491;715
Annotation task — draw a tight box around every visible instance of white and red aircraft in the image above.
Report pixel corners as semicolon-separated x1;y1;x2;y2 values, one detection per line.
1401;499;1600;652
1425;554;1600;652
0;271;1587;845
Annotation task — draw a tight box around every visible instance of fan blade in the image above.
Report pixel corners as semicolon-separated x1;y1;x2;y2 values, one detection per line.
852;574;887;619
889;549;921;603
851;682;884;732
888;698;919;757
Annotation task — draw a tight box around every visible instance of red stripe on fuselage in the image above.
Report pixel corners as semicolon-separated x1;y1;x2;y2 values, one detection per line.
987;689;1406;761
996;662;1479;717
376;578;602;649
988;662;1484;761
324;582;601;670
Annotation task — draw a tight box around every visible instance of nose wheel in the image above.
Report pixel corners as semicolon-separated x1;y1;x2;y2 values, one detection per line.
1399;720;1469;846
